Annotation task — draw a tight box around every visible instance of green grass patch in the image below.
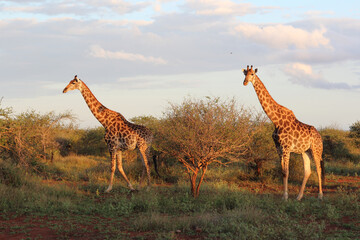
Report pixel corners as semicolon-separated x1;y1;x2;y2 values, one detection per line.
0;156;359;239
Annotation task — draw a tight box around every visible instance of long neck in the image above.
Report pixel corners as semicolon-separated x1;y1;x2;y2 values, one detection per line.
79;82;113;127
251;76;294;127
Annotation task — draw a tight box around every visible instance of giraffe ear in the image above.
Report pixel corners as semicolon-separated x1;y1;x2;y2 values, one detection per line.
255;68;258;73
242;69;247;75
74;75;79;81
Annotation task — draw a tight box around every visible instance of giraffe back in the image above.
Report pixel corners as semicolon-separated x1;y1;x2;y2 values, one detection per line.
273;119;322;154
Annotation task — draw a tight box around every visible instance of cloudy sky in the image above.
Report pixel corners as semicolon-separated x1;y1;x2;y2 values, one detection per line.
0;0;359;129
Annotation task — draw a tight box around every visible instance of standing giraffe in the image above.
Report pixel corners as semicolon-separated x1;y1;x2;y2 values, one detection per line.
63;75;154;192
242;65;324;200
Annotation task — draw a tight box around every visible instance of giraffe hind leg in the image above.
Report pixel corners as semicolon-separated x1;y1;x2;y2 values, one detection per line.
297;151;312;200
312;147;324;200
139;146;151;187
116;151;135;191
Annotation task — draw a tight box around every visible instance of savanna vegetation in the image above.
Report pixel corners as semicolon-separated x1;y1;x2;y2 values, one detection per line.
0;97;359;239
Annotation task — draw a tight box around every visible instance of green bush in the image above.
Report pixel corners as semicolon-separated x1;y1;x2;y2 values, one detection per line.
320;127;360;163
0;160;24;188
75;127;108;156
245;120;278;179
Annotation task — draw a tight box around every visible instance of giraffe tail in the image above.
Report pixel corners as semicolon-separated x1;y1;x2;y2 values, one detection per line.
152;153;161;178
321;158;325;184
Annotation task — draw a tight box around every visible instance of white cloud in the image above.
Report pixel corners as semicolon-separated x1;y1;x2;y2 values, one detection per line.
89;45;167;65
234;23;331;49
304;10;334;18
96;19;154;27
153;0;162;12
0;0;151;17
185;0;273;16
283;62;358;89
89;0;151;15
287;62;317;76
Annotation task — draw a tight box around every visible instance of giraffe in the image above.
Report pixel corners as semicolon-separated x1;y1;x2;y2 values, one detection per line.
63;75;154;192
242;65;324;200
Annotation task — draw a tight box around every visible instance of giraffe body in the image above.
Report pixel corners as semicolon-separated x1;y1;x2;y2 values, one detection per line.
63;75;153;192
243;66;324;200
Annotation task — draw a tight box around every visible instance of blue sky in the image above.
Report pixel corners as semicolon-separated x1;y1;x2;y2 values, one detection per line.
0;0;359;129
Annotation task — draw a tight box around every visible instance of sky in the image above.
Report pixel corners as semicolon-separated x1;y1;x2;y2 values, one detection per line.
0;0;359;129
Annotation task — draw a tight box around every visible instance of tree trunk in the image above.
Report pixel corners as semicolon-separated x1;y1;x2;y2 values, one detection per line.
195;165;207;197
189;168;199;198
254;159;263;177
189;166;208;198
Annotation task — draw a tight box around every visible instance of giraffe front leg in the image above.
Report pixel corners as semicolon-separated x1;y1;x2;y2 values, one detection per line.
281;151;290;200
105;151;116;193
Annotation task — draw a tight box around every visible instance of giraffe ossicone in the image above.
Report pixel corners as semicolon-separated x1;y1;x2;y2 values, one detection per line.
242;66;324;201
63;75;155;192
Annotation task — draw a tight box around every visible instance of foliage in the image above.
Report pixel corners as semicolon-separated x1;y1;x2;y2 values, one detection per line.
244;117;278;179
349;121;360;138
157;96;254;197
0;159;24;188
56;127;109;157
349;120;360;147
0;107;74;166
75;127;108;156
320;127;360;163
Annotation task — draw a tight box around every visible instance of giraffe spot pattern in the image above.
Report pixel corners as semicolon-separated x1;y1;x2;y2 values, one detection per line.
243;66;323;200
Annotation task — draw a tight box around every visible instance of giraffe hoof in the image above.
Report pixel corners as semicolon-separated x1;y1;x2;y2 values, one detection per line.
105;186;112;193
283;192;289;201
318;193;323;200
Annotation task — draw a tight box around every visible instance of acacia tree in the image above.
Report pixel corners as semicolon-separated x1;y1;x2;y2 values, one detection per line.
0;101;14;156
158;97;254;197
0;106;73;166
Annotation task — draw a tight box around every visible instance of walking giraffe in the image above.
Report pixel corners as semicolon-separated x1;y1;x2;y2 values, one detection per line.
242;65;324;200
63;75;154;192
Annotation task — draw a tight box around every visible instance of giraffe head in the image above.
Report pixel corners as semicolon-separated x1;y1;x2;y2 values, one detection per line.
242;65;258;86
63;75;83;93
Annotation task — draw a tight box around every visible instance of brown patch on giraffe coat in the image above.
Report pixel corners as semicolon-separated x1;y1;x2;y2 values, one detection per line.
294;131;299;139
